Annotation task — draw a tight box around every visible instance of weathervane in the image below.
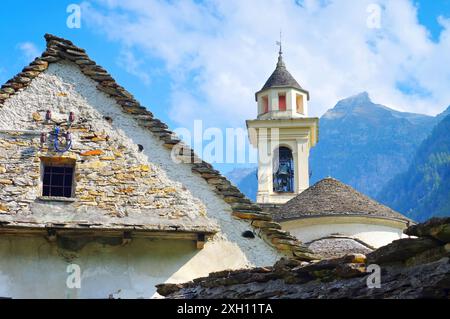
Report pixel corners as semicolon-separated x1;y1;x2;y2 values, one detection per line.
276;30;282;55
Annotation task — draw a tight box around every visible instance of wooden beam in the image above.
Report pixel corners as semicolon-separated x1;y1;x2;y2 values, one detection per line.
46;228;57;242
0;226;214;244
196;233;206;249
122;231;132;246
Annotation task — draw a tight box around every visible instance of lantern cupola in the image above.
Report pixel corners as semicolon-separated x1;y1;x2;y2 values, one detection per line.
255;47;310;120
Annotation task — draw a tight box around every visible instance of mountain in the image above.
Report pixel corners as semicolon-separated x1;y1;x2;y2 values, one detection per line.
309;92;438;197
227;92;443;202
225;167;258;200
377;113;450;221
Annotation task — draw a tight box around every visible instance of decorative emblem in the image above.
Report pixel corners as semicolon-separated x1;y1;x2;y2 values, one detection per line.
40;110;75;153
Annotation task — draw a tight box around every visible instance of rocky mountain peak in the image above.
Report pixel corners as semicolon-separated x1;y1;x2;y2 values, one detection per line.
437;105;450;121
335;91;371;109
323;92;374;119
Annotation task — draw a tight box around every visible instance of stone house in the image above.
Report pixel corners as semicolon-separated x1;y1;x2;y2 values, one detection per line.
0;34;312;298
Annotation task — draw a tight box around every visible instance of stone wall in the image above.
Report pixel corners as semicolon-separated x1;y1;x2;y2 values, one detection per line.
0;126;205;221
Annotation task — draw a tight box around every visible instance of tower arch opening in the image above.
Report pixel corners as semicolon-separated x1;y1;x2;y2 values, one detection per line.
273;146;294;193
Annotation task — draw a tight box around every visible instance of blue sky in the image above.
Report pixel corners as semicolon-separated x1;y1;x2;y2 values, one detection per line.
416;0;450;41
1;0;450;173
0;0;174;126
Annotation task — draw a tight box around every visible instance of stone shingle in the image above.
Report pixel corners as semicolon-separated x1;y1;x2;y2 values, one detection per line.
276;177;411;223
255;52;310;100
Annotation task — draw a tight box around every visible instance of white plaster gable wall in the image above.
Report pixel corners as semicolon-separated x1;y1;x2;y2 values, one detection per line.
0;61;282;298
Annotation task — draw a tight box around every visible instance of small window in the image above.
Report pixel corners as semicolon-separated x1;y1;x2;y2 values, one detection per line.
42;160;75;198
262;95;269;114
278;93;286;111
296;94;304;114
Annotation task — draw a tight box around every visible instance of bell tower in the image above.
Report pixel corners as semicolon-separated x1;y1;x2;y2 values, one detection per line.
246;45;319;205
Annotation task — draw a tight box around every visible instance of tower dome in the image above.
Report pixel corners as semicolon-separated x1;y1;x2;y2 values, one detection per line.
259;51;306;95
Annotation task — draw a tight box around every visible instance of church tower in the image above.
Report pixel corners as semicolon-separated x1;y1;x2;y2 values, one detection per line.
247;46;319;205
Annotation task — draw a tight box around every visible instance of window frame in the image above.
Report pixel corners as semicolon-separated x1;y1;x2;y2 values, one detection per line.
262;95;269;114
296;94;304;114
278;92;287;111
39;157;76;199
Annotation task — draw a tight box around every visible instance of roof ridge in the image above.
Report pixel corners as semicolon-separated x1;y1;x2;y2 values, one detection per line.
0;34;315;261
45;33;75;46
306;235;376;250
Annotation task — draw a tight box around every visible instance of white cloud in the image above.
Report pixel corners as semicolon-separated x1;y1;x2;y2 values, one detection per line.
117;49;151;85
17;42;40;61
80;0;450;130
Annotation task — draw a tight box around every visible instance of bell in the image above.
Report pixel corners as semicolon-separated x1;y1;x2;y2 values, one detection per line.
277;163;290;176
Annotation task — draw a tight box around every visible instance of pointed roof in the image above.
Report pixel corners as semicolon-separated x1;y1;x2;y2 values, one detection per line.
276;178;411;223
255;49;309;100
0;34;312;260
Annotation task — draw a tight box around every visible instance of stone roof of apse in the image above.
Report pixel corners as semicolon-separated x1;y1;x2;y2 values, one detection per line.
0;34;314;260
276;178;411;224
306;236;374;259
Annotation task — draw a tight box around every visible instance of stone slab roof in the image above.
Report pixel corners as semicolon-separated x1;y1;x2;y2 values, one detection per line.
0;34;313;259
0;201;217;236
306;236;374;259
276;177;411;223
